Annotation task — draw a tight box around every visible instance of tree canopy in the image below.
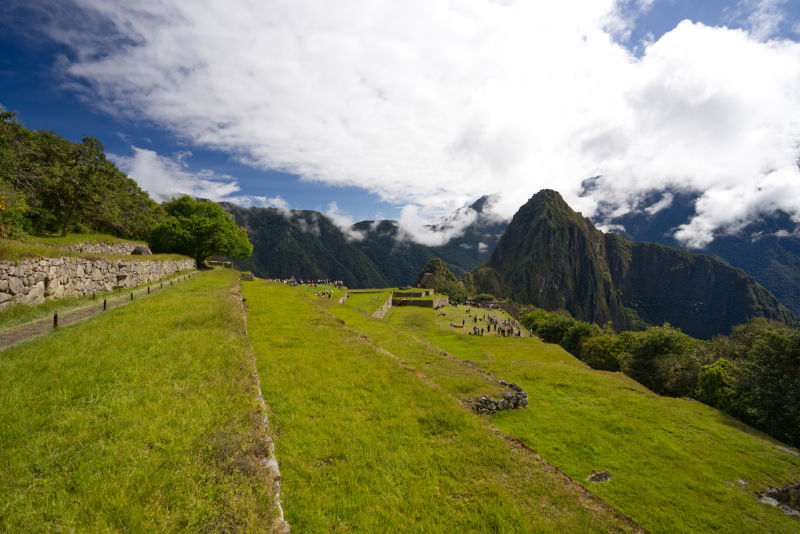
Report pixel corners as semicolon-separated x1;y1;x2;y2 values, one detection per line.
149;196;253;266
0;111;163;238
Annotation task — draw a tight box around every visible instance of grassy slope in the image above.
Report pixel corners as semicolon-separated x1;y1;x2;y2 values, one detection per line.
243;281;637;533
0;270;278;532
384;305;800;533
30;233;147;247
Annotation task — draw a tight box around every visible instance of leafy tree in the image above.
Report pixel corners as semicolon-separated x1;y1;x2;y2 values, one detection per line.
149;196;253;265
562;321;601;356
696;358;739;409
735;326;800;445
624;324;697;396
580;335;629;372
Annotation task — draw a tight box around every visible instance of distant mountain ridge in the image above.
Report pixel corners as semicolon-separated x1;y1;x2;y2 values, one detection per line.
475;190;797;339
598;190;800;316
220;198;506;287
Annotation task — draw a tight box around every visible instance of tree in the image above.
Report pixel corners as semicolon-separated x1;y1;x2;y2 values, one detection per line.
149;196;253;265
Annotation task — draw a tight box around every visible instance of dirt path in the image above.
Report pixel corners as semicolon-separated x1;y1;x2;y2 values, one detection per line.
0;272;197;351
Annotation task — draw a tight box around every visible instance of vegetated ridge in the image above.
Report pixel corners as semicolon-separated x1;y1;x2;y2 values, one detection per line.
221;196;506;287
475;189;797;339
600;188;800;317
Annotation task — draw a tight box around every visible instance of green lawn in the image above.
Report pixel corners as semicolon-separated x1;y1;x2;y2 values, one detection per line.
378;304;800;533
242;280;637;533
0;270;279;532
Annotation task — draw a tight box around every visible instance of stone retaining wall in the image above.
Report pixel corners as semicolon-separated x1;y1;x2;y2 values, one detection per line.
392;296;449;308
371;294;393;319
0;257;195;311
63;241;144;255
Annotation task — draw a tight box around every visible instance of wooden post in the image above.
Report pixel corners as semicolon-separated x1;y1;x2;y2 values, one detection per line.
147;286;150;294
130;292;133;301
103;299;107;311
53;312;58;328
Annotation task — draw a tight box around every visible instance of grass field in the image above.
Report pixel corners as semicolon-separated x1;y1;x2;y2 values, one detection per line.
376;304;800;533
242;280;639;533
0;270;279;532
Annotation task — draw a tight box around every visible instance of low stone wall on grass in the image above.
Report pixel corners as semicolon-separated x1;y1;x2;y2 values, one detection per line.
0;257;195;310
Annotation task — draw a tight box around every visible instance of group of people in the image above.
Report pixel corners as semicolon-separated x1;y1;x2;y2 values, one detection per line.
277;278;344;289
445;307;523;337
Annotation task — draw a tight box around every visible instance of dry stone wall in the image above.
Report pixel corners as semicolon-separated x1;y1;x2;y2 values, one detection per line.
63;241;145;255
0;257;195;311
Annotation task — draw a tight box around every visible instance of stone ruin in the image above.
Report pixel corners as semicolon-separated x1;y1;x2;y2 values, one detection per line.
474;382;528;414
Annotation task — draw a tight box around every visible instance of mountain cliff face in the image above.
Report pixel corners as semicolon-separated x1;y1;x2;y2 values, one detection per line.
480;190;797;338
599;191;800;317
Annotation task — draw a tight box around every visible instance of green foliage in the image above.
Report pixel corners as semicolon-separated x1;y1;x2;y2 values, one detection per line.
696;358;738;408
734;324;800;446
580;335;629;371
0;111;164;239
472;293;495;303
413;257;456;287
624;325;698;396
460;271;476;294
0;180;28;238
149;196;253;265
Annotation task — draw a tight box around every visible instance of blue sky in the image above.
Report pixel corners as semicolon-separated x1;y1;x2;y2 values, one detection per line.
1;1;799;246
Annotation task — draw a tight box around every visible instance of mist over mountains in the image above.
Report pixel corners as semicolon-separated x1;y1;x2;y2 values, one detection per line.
221;195;506;287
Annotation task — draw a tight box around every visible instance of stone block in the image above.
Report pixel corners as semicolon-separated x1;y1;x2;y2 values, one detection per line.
0;292;11;303
7;277;24;295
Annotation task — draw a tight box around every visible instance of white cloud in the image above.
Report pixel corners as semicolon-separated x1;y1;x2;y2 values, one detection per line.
324;201;366;242
725;0;789;41
110;146;269;207
33;1;800;248
644;192;674;215
397;204;478;247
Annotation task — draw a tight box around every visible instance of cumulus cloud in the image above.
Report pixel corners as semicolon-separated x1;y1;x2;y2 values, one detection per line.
398;204;479;247
22;0;800;249
325;202;366;242
110;146;271;207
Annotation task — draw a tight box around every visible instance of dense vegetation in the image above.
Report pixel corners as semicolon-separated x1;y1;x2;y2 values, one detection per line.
521;308;800;447
150;196;253;265
0;111;163;239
